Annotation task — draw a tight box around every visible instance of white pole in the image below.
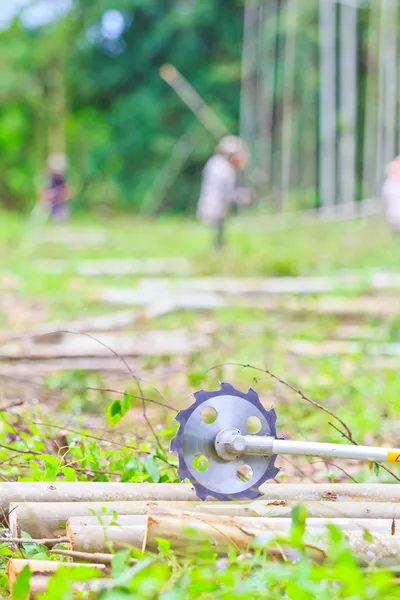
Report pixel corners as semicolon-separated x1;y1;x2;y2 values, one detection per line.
319;0;337;207
228;434;400;464
339;2;357;208
272;439;400;462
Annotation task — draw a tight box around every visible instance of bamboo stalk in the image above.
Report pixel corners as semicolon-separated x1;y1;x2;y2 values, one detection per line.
68;515;146;528
50;549;137;565
144;511;400;565
67;524;145;553
257;484;400;503
145;506;400;534
255;501;400;520
339;1;357;207
5;483;400;527
0;483;198;522
8;500;263;538
319;0;337;207
7;558;106;589
26;576;110;598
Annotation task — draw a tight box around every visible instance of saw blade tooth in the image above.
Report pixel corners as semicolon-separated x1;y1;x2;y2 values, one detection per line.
170;436;178;452
192;389;218;404
245;387;266;410
193;485;209;501
267;407;277;425
219;381;238;394
177;464;189;482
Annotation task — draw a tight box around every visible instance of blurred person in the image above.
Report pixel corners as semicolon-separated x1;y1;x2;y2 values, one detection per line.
197;136;251;249
382;156;400;233
40;153;70;222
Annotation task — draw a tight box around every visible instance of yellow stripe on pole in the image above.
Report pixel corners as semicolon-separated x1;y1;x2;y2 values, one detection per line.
387;451;400;463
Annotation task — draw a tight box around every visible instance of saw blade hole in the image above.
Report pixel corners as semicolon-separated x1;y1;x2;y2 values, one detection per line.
245;416;262;434
201;406;218;424
193;455;209;472
237;464;253;482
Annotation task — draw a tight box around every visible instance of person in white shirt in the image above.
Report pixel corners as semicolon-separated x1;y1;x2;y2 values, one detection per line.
197;136;251;249
382;156;400;232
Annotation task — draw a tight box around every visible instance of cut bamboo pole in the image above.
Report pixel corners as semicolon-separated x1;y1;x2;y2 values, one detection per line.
67;524;145;553
258;484;400;503
8;500;280;538
68;515;146;528
70;515;398;535
50;549;136;565
7;558;106;589
5;483;400;523
25;576;110;598
11;498;400;540
248;501;400;520
0;483;198;523
68;510;400;555
144;511;400;565
144;506;400;533
288;339;400;357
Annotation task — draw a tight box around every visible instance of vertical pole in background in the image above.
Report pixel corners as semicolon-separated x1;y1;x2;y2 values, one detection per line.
319;0;337;207
339;2;357;209
382;0;397;169
376;0;387;192
363;3;379;199
240;0;260;179
281;0;299;210
256;0;278;199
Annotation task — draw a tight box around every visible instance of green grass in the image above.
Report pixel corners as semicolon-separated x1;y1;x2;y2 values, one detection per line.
2;211;400;598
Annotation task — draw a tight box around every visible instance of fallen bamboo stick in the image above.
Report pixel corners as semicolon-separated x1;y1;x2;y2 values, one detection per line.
0;329;208;359
7;558;106;589
50;549;137;565
5;483;400;524
71;514;399;535
67;512;400;554
10;499;400;540
68;515;146;528
67;524;146;553
258;484;400;503
143;511;400;566
8;500;271;538
25;575;111;598
252;501;400;520
0;483;198;523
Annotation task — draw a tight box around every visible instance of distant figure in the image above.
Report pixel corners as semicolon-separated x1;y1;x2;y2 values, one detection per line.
197;136;251;249
43;153;69;221
382;156;400;232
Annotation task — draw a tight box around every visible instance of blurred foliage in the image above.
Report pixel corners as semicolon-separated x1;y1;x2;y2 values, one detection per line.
0;0;243;212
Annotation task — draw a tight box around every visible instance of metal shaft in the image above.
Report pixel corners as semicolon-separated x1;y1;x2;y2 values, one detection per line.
217;430;400;464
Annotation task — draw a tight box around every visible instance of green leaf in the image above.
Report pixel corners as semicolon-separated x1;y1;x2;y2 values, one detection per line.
111;549;132;576
12;565;31;600
107;399;123;426
362;529;374;543
156;537;171;555
61;467;77;482
145;455;160;483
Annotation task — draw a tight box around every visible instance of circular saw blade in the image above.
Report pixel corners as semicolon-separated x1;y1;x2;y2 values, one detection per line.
170;382;279;500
